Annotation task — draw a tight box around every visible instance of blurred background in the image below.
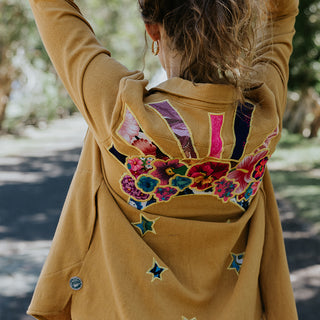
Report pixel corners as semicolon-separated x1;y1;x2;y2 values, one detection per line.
0;0;319;319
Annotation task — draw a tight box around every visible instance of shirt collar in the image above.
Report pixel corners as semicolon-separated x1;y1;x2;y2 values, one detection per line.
149;77;238;104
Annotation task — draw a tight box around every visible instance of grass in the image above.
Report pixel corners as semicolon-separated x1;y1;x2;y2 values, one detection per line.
269;130;320;228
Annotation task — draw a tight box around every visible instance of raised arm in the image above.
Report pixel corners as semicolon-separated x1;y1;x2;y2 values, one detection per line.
253;0;299;116
28;0;142;144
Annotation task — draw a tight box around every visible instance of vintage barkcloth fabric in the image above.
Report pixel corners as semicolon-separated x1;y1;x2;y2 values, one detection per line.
27;0;299;319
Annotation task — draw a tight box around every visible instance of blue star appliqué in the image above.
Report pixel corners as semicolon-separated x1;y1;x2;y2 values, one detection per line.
132;214;159;236
147;258;167;282
228;252;245;275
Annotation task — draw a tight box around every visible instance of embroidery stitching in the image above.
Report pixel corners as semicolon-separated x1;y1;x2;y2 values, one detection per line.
112;103;279;212
148;100;198;158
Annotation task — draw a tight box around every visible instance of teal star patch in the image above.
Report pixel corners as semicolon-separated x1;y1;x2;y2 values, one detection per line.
132;214;159;236
227;252;245;275
147;258;168;282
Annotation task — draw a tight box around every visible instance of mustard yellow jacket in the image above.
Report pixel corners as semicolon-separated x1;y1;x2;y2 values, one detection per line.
27;1;299;319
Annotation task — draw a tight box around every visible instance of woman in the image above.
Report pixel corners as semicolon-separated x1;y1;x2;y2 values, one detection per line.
27;0;299;319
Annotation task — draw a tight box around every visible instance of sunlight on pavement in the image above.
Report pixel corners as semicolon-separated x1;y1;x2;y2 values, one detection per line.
291;265;320;301
0;240;51;297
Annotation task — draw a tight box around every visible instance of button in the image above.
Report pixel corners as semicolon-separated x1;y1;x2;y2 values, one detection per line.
69;277;83;291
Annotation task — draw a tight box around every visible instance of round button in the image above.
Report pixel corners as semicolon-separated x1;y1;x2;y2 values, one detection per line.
69;277;83;291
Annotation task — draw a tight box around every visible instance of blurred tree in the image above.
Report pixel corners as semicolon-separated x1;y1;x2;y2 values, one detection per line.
1;0;160;133
0;1;31;130
286;0;320;137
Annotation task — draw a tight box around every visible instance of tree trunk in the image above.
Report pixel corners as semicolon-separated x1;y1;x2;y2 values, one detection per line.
284;88;320;137
0;72;13;132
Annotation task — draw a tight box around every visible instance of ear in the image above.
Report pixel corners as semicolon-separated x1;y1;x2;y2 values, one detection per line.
145;23;161;41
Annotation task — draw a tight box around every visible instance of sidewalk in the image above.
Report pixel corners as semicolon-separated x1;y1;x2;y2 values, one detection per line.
0;115;319;319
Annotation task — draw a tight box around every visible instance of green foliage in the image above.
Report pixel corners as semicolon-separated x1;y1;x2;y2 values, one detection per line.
1;0;161;134
269;130;320;226
289;0;320;92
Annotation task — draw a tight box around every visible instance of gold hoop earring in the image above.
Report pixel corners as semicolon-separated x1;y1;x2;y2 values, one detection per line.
152;40;160;56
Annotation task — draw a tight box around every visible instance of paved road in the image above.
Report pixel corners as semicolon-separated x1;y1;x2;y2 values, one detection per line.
0;115;319;319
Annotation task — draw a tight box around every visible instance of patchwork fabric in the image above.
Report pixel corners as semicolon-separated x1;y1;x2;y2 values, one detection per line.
111;102;278;211
209;113;224;158
231;102;254;160
148;101;198;158
117;107;169;159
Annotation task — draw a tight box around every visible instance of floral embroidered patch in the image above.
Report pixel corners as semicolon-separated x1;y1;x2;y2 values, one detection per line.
112;101;279;211
187;161;230;190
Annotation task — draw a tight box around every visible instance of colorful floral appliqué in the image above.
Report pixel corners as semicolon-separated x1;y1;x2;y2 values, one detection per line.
155;186;178;202
120;175;150;201
187;161;229;190
171;176;192;190
137;176;159;193
127;156;154;178
214;178;239;202
227;150;268;194
151;159;188;185
112;101;278;211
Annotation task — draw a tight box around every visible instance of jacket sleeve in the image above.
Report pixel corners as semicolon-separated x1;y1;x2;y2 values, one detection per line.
253;0;299;117
28;0;144;145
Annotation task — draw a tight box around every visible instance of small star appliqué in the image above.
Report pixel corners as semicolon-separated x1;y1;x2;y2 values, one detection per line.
182;317;197;320
227;252;245;275
147;258;168;282
132;213;159;236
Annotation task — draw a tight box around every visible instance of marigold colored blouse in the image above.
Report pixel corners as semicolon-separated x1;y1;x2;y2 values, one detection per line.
27;1;299;319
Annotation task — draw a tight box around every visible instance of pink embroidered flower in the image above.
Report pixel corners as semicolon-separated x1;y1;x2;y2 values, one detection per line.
143;157;154;169
252;157;268;180
132;139;157;156
227;150;268;194
127;157;154;178
214;178;239;202
187;161;229;190
121;175;149;201
255;126;279;152
127;158;143;172
118;109;139;143
155;186;178;201
151;159;188;185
